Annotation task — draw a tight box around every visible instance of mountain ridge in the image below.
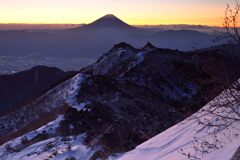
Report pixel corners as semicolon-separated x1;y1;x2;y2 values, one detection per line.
0;42;239;160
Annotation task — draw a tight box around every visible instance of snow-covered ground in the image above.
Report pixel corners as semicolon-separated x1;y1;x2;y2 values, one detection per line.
116;84;240;160
0;114;94;160
0;134;94;160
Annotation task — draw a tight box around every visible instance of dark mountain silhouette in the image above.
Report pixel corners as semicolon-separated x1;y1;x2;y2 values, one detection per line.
149;30;214;49
0;43;239;159
81;14;134;29
0;66;76;116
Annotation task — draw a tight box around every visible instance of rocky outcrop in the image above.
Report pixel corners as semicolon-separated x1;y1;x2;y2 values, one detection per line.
231;146;240;160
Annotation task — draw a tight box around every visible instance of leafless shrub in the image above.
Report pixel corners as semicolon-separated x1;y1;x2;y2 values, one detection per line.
214;1;240;44
224;1;240;44
179;79;240;159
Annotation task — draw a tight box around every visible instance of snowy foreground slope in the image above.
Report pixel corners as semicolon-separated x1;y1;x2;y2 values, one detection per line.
117;83;240;160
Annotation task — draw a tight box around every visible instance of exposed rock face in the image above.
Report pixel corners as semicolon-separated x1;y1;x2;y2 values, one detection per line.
231;146;240;160
1;43;240;159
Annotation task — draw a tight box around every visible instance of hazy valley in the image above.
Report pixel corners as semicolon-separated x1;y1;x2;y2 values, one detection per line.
0;15;224;74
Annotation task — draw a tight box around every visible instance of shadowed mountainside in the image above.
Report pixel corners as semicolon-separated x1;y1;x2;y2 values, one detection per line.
0;66;77;115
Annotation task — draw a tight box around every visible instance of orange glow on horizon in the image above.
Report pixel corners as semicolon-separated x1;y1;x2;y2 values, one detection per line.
0;0;235;26
0;15;224;27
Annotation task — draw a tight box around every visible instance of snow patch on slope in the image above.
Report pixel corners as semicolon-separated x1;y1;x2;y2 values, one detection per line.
0;134;93;160
93;48;135;75
0;115;94;160
0;73;87;138
65;74;90;111
0;73;93;160
127;51;146;69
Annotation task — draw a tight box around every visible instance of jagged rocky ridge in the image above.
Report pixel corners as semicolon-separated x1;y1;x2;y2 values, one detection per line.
0;43;239;160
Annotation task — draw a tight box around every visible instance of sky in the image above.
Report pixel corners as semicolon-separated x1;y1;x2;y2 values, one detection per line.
0;0;236;26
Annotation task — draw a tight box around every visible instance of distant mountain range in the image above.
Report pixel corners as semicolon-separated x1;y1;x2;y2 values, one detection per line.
0;15;224;65
0;24;82;30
